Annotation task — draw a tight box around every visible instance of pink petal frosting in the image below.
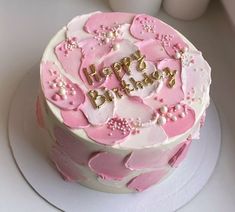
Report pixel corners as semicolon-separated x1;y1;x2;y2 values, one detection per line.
88;152;131;180
135;39;170;62
122;61;162;98
84;12;134;35
61;108;90;129
66;13;94;40
125;148;170;170
103;40;138;89
181;50;211;99
127;169;168;192
102;40;138;68
40;61;85;110
78;38;111;89
84;117;131;146
130;14;188;57
168;139;192;167
54;127;91;165
162;104;195;137
50;147;86;182
55;38;83;79
156;58;184;106
77;35;137;90
80;89;116;126
115;97;156;125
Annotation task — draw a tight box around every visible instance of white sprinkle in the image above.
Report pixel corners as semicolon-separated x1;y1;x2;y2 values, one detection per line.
182;46;188;53
112;43;120;51
167;113;173;118
175;104;181;111
59;88;67;96
175;52;181;59
71;90;76;96
106;31;114;38
160;106;168;114
179;112;186;118
171;116;177;122
157;116;167;126
104;37;110;43
57;81;63;87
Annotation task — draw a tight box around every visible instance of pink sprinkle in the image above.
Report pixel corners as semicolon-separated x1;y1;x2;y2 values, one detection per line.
132;131;136;135
169;108;174;113
56;78;61;83
49;84;56;89
52;94;60;101
107;117;132;133
61;95;67;100
174;43;181;49
66;84;72;89
160;98;164;103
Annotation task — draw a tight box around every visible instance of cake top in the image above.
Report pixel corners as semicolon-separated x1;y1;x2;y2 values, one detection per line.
40;12;211;149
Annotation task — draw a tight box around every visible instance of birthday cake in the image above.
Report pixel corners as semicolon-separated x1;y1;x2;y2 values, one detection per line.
36;12;211;193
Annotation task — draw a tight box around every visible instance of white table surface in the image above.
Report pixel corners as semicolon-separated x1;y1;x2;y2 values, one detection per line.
0;0;235;211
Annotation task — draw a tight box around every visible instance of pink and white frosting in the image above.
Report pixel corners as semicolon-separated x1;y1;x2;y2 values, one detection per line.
38;12;211;193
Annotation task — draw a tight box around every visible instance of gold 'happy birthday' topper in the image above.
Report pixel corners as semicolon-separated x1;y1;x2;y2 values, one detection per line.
83;50;176;109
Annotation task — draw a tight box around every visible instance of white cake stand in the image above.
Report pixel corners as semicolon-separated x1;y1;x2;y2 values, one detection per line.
8;67;221;212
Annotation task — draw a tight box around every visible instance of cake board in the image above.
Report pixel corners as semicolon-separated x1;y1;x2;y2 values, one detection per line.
8;66;221;212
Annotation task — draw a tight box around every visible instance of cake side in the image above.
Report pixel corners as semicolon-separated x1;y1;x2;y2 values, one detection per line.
37;12;211;193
